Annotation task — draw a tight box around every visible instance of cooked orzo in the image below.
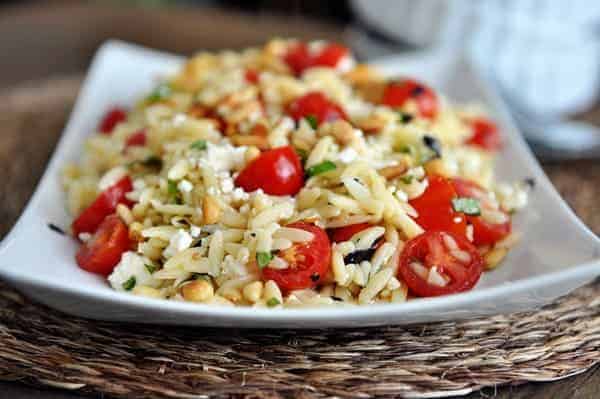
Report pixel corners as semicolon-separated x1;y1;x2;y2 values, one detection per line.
63;39;530;307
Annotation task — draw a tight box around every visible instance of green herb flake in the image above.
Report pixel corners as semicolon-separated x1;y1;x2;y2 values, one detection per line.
146;83;172;103
144;264;157;274
306;160;336;177
256;252;274;269
266;297;281;307
451;197;481;216
167;179;182;204
400;175;414;184
295;148;308;164
399;144;415;155
122;276;136;291
190;139;207;151
304;115;318;129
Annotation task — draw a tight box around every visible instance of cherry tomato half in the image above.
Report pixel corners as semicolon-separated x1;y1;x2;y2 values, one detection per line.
381;79;438;119
283;42;350;76
125;129;147;148
71;176;134;238
262;222;332;291
409;175;467;237
286;91;348;126
398;230;484;297
245;69;259;84
99;107;127;134
452;178;511;246
76;214;131;276
330;223;374;243
234;146;304;196
467;118;502;151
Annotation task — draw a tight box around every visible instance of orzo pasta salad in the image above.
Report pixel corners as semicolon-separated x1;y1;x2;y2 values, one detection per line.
63;39;530;307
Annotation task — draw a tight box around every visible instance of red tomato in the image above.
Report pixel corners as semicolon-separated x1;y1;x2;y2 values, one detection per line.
467;118;502;151
312;43;350;68
76;214;131;276
409;175;467;237
283;42;350;75
398;230;484;297
452;178;511;245
287;91;348;125
125;129;147;148
234;146;304;196
330;223;374;243
262;222;331;291
381;79;438;119
99;107;127;134
245;69;259;84
72;176;134;238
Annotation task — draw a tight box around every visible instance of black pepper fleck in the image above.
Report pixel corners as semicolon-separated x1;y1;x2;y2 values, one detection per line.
523;177;536;189
331;296;343;302
310;273;320;282
411;86;425;97
423;135;442;158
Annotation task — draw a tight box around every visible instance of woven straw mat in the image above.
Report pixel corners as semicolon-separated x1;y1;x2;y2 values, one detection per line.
0;77;598;399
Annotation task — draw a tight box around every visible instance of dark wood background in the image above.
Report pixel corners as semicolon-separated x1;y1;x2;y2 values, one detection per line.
0;2;598;398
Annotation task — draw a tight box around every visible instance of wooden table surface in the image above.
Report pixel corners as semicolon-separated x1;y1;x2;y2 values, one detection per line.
0;3;598;398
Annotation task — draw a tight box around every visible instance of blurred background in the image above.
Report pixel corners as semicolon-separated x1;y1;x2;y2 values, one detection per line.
1;0;600;158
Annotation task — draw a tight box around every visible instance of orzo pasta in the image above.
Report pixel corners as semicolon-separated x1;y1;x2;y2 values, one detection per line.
64;39;529;307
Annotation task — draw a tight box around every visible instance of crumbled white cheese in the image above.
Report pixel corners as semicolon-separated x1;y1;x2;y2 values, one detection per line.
172;113;187;127
336;56;356;73
338;147;358;164
162;229;193;258
195;142;246;172
133;178;146;191
108;252;160;291
220;177;234;193
232;187;249;201
178;179;194;193
189;225;202;238
78;232;92;242
98;166;127;191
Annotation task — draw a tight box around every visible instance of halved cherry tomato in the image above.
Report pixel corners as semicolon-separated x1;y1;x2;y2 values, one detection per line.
283;42;350;76
76;214;131;276
234;146;304;196
72;176;134;238
312;43;350;69
452;178;511;245
398;230;484;297
409;175;466;237
245;69;259;84
262;222;331;291
287;91;348;126
125;129;147;148
381;79;438;119
467;118;502;151
330;223;374;243
99;107;127;134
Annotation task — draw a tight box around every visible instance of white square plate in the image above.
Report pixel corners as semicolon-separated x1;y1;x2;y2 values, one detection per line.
0;41;598;328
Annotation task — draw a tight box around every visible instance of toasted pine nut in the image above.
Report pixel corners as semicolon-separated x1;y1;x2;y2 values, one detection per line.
378;164;409;180
203;194;221;224
230;135;269;149
357;114;387;135
181;279;214;302
132;286;163;299
484;247;507;270
244;146;261;163
242;281;264;303
424;159;450;177
330;120;356;145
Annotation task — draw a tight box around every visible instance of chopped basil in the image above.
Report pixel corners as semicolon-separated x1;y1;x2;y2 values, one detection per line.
127;156;162;171
304;115;318;129
397;112;414;124
190;139;207;151
423;135;442;158
400;175;414;184
144;264;157;274
266;297;281;307
306;160;336;177
146;83;172;103
122;276;136;291
398;144;415;155
295;148;308;165
451;197;481;216
256;252;274;269
167;179;182;204
344;247;377;264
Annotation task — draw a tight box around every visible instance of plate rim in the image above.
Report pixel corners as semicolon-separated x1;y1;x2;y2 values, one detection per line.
0;39;598;325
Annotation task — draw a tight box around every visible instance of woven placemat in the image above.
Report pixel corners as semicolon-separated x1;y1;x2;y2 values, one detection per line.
0;77;599;399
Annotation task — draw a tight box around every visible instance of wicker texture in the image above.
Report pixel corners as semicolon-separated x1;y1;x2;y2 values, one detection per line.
0;77;599;398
